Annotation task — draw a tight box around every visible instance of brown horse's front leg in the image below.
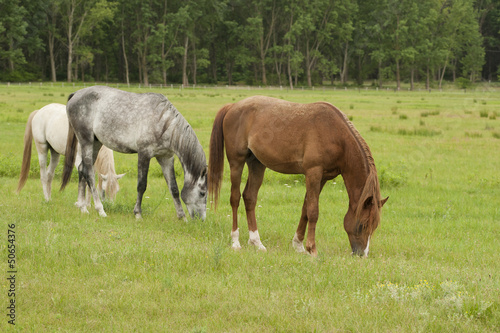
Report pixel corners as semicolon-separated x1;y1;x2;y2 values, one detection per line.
302;170;326;256
293;195;308;253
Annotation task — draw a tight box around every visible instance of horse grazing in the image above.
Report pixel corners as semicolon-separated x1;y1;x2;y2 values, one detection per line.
208;96;388;257
17;103;124;202
60;86;207;220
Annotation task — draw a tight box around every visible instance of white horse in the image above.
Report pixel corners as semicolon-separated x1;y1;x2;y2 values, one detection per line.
17;103;125;202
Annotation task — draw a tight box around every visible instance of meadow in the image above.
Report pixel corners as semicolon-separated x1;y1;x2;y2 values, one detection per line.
0;83;499;332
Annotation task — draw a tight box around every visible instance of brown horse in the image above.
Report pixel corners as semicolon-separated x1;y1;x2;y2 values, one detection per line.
208;96;387;257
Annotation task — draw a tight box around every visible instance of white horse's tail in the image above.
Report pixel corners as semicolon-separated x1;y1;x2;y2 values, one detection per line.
17;110;38;193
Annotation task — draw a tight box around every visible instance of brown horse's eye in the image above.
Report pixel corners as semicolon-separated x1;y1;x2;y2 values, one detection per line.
356;223;364;235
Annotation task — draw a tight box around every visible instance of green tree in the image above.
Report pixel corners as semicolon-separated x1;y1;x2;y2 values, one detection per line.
0;0;28;76
59;0;114;82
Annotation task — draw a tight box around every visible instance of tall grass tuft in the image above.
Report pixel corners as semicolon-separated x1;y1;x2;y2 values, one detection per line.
421;110;440;117
397;127;441;137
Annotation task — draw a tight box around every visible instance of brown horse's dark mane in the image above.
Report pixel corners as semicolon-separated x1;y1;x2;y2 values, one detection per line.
320;102;381;232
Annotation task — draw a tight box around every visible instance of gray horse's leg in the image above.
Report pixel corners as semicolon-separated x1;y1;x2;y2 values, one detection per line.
134;153;151;219
156;155;186;220
75;162;89;213
77;141;106;217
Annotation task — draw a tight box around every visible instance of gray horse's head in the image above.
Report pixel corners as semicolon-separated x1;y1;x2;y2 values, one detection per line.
181;167;207;221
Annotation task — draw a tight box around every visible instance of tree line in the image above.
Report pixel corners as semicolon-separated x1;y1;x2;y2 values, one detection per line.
1;0;499;89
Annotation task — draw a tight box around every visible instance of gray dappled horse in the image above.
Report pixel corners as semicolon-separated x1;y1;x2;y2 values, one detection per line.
60;86;207;220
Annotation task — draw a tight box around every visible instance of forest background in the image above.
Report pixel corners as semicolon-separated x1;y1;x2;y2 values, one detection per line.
1;0;500;89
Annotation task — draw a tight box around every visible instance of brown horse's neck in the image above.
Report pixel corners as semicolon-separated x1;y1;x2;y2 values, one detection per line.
342;153;370;210
335;111;377;211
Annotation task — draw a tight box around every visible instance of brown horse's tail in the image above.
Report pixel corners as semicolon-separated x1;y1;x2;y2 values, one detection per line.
208;104;232;209
60;123;77;191
16;110;38;193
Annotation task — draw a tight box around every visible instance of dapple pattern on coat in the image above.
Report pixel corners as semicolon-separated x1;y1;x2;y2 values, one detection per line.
60;86;207;220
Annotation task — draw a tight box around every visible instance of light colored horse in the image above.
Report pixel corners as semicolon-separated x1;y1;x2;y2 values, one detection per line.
17;103;124;202
60;86;207;220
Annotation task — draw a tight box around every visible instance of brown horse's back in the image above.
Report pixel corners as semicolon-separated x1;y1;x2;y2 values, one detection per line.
222;96;348;176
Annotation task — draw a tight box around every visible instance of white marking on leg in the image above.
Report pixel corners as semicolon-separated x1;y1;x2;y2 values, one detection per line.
248;230;266;251
75;202;90;214
292;232;306;253
363;236;371;258
231;228;241;250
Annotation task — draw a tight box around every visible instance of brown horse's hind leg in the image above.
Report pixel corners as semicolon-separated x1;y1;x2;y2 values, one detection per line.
243;156;266;251
229;158;245;249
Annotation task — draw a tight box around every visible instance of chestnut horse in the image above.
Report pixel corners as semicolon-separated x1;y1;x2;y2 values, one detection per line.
208;96;387;257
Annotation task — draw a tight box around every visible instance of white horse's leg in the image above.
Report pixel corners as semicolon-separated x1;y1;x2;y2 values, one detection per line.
156;155;186;220
46;148;60;201
35;142;51;201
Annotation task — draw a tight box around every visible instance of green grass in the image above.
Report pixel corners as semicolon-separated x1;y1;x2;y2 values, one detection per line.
1;84;499;332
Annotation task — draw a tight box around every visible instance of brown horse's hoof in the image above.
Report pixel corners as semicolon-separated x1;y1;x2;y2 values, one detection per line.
306;245;318;257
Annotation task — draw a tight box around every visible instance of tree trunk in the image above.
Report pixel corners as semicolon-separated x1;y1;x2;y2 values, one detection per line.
138;53;142;84
340;42;349;84
48;31;57;82
261;46;267;85
210;43;217;83
67;36;73;82
306;40;312;87
192;38;197;86
410;67;414;91
142;52;149;86
378;60;383;89
121;26;129;85
226;61;233;85
182;35;189;86
396;59;401;91
426;63;430;90
439;54;449;89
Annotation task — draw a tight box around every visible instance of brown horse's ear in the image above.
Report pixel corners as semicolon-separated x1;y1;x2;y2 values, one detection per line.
381;196;389;207
363;196;374;209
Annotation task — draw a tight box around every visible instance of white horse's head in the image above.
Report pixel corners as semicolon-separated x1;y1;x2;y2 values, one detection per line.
100;173;125;201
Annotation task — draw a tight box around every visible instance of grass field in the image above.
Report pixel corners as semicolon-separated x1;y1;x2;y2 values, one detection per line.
1;84;499;332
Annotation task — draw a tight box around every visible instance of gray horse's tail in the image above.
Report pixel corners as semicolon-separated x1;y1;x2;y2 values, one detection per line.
67;92;75;102
60;124;77;191
17;110;38;193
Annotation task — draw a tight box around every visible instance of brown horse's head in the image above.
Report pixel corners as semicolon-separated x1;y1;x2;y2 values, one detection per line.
343;171;388;257
344;195;388;257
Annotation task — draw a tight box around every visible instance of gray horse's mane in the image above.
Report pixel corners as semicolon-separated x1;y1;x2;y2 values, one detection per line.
167;101;206;180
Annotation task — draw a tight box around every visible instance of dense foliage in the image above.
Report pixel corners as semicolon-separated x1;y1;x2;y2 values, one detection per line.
1;0;499;87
